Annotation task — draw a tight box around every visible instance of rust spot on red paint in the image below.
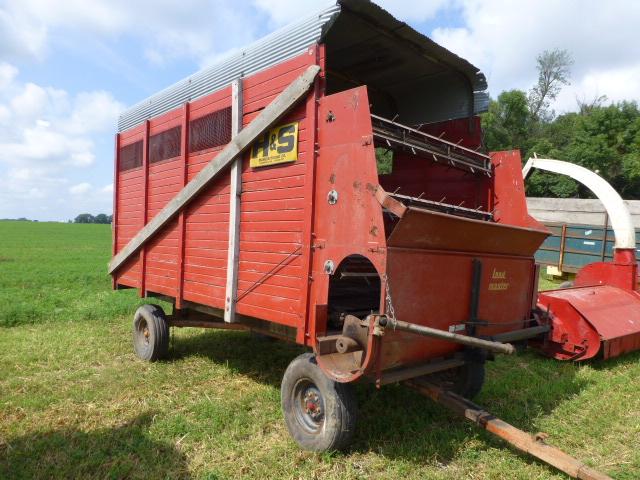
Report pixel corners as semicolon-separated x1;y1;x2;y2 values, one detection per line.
353;180;361;189
365;182;376;193
329;173;336;184
370;225;378;237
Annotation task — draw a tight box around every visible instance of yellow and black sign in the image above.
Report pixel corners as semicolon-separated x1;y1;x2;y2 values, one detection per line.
250;122;298;168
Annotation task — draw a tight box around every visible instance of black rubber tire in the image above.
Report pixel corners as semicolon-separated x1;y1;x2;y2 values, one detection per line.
132;304;170;362
281;353;357;452
428;362;486;399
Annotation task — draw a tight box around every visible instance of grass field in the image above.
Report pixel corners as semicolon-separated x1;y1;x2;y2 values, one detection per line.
1;221;638;479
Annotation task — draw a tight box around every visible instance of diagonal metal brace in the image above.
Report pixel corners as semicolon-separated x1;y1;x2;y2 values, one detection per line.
109;64;321;275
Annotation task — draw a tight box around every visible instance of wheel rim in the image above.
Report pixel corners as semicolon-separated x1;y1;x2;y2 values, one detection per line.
137;318;150;346
292;378;325;433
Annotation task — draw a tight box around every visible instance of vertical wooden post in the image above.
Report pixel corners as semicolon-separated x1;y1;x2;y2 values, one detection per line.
140;120;150;297
558;223;567;275
176;103;190;309
601;212;609;262
224;79;243;323
112;133;121;289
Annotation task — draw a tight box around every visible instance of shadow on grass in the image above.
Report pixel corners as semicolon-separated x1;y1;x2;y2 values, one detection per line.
349;351;590;464
169;330;594;465
0;413;190;480
170;329;307;388
589;348;640;371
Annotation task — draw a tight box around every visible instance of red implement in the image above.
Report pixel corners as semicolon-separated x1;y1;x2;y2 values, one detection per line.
536;249;640;360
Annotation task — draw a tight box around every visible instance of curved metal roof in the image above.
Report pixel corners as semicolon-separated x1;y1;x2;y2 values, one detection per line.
118;0;488;132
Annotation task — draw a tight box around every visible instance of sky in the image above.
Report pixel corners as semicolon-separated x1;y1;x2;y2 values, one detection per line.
1;0;638;221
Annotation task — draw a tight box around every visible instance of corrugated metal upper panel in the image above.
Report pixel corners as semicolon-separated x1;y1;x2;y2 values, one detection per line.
118;0;489;132
118;1;339;132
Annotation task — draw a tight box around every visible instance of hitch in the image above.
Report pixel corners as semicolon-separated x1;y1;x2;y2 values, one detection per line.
406;379;612;480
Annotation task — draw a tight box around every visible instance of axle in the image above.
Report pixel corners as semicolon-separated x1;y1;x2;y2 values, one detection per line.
377;316;516;355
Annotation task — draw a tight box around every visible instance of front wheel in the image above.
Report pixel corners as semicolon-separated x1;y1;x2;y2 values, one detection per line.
281;353;357;452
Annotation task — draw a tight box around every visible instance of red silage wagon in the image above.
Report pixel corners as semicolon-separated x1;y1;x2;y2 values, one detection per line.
110;1;551;451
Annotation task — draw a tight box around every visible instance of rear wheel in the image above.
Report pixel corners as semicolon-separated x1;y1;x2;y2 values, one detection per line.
281;353;357;452
427;361;485;399
132;304;170;362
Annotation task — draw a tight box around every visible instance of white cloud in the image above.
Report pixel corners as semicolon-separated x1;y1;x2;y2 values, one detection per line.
0;0;258;65
101;183;114;194
431;0;640;111
0;7;47;59
0;64;124;219
69;182;92;195
0;63;19;88
251;0;332;26
252;0;449;26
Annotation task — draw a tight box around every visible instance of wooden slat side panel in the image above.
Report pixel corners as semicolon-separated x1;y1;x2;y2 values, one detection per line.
120;125;145;144
116;255;141;289
235;101;309;324
181;169;231;309
115;129;146;276
189;86;232;120
242;54;315;114
143;155;183;296
113;55;318;324
116;167;144;251
144;219;180;296
183;87;231;308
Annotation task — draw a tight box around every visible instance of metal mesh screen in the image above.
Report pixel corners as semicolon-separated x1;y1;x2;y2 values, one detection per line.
119;140;143;171
189;107;232;153
149;126;182;163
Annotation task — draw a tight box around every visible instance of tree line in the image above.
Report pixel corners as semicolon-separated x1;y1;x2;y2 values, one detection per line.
73;213;113;224
482;49;640;199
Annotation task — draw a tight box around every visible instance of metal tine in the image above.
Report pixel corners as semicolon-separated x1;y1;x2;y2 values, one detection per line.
393;187;401;194
417;192;425;199
439;196;447;203
458;200;466;207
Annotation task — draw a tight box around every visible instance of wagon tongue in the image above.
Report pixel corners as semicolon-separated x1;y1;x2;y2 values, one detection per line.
386;205;548;257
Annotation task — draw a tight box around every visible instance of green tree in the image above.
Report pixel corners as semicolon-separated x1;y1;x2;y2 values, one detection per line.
482;89;531;152
526;102;640;198
528;49;573;122
94;213;110;224
74;214;95;224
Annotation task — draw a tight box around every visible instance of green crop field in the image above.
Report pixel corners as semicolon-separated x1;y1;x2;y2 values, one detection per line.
1;221;638;479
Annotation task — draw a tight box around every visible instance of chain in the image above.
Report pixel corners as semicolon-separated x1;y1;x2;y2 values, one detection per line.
382;273;397;323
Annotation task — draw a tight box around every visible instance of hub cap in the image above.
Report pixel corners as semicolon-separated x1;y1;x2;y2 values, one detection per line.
293;380;325;433
137;318;150;345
